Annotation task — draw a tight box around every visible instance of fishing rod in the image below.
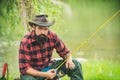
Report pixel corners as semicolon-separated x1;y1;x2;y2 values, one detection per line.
56;9;120;71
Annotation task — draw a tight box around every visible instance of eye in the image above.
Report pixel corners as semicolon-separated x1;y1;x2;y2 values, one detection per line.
38;27;42;30
44;28;48;30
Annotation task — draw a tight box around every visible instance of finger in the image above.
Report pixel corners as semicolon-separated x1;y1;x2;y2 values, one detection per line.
66;62;68;68
70;63;75;69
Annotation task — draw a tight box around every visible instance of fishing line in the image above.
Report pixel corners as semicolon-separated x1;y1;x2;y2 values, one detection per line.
82;12;120;52
56;9;120;70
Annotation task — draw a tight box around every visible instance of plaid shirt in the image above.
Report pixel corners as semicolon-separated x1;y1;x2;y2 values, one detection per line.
19;30;70;74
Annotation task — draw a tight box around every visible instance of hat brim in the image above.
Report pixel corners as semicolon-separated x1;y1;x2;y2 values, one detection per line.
29;21;55;27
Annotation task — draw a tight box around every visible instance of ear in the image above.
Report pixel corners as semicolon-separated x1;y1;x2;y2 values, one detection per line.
32;25;36;30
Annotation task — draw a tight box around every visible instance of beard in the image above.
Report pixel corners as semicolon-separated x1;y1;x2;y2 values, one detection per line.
34;33;48;48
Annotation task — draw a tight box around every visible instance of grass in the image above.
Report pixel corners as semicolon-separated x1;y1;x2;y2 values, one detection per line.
82;59;120;80
61;59;120;80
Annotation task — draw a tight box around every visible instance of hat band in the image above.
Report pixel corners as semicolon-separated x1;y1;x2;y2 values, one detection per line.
35;21;49;24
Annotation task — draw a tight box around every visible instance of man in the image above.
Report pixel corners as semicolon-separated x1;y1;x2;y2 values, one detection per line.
19;14;83;80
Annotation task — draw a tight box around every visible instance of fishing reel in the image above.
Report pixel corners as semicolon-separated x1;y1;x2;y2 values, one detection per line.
45;70;65;80
52;70;66;80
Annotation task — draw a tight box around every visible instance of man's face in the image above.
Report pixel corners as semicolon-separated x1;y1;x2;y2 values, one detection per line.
34;25;49;47
35;26;49;36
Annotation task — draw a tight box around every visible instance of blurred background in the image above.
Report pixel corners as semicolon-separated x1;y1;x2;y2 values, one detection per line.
0;0;120;80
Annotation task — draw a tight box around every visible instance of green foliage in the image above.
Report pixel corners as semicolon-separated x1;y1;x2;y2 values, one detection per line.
0;0;63;41
32;0;63;32
0;0;23;41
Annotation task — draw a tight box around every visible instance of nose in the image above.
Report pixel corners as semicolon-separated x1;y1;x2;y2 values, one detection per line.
41;29;45;34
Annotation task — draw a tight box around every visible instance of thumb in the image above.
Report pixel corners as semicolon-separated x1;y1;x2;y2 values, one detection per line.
51;69;56;73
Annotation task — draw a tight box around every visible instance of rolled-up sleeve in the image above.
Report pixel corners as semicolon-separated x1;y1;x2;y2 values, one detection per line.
19;42;31;74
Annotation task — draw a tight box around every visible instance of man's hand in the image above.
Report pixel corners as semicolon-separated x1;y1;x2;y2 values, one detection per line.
26;68;56;79
65;54;75;69
44;69;56;79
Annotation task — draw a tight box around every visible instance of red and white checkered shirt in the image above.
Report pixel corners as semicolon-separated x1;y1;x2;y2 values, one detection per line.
19;30;70;74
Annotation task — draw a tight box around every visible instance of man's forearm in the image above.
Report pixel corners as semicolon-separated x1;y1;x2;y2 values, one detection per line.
26;68;56;79
26;68;46;77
